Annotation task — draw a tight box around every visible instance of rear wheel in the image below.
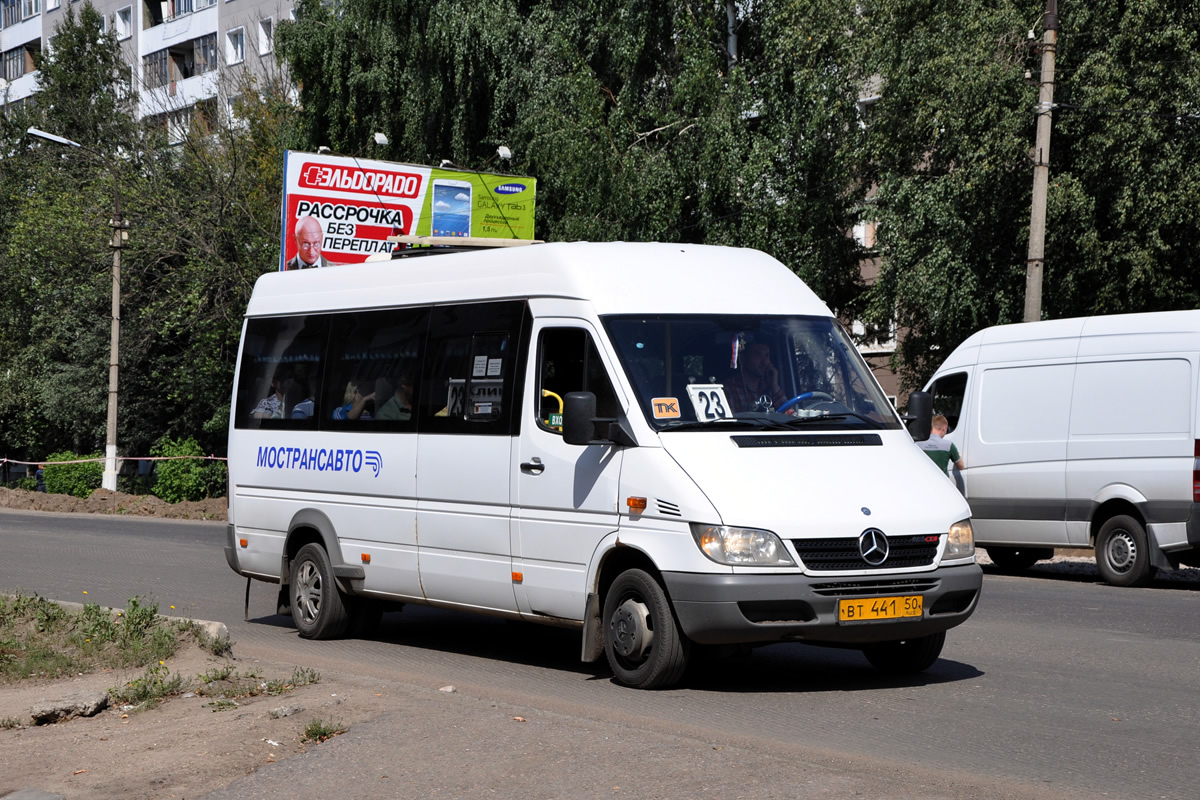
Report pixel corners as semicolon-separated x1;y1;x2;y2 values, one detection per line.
986;546;1053;573
1096;515;1156;587
863;631;945;674
603;569;690;689
290;543;350;639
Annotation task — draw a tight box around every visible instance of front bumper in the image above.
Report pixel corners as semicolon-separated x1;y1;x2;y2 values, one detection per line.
663;563;982;646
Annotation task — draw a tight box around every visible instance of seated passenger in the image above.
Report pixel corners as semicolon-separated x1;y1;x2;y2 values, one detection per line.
725;342;787;413
333;379;376;420
376;371;414;421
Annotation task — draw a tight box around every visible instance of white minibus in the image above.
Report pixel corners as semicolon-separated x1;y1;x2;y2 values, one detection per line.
924;310;1200;586
225;242;981;688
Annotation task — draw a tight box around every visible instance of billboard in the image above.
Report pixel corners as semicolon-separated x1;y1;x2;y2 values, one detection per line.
279;150;537;270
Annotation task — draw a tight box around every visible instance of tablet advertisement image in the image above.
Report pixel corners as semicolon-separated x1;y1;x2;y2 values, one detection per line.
279;150;538;270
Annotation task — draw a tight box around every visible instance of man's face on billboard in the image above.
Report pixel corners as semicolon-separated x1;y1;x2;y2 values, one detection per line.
296;218;322;265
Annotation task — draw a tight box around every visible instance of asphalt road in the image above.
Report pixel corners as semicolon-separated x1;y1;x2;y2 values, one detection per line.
1;509;1198;799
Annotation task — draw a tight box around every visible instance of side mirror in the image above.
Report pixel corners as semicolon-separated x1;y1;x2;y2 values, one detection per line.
906;390;933;442
563;392;597;445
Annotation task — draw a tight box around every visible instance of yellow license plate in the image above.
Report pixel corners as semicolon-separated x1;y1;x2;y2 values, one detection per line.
838;595;923;622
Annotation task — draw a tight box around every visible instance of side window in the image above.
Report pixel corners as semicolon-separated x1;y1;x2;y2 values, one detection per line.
420;301;529;435
323;307;428;432
536;328;620;432
929;372;968;433
235;315;328;430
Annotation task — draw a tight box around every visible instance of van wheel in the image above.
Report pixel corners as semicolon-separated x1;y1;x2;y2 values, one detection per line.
603;569;690;689
986;546;1052;572
290;543;350;639
1096;515;1156;587
863;631;945;674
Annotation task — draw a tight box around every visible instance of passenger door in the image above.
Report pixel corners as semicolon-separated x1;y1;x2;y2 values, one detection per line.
512;321;625;621
415;301;529;613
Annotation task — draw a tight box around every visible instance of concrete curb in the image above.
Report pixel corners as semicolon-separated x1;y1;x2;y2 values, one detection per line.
6;595;230;643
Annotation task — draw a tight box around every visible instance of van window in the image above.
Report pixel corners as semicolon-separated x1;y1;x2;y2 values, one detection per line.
235;315;328;429
929;371;968;432
420;301;530;435
604;314;899;430
536;328;620;432
324;307;428;431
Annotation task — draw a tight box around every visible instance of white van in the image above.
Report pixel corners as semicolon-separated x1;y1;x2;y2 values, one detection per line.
225;242;981;688
924;310;1200;587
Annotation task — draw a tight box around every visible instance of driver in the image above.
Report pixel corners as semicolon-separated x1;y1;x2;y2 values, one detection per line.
726;342;788;413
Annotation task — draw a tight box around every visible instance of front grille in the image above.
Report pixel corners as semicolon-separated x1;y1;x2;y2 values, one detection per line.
810;577;940;597
791;534;939;571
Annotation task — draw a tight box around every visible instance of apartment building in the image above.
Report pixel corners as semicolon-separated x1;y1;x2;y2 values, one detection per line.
1;0;292;132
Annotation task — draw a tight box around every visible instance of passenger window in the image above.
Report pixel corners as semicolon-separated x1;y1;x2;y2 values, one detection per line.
324;308;428;432
420;301;530;435
235;316;328;430
536;328;620;432
930;372;967;433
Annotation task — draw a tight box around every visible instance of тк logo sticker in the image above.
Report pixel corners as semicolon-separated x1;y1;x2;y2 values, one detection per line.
651;398;681;419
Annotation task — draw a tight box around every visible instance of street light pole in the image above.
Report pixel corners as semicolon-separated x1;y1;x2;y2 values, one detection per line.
27;127;126;491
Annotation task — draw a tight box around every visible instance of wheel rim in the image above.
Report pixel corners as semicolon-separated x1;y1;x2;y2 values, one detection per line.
609;597;654;663
294;559;322;625
1105;530;1137;574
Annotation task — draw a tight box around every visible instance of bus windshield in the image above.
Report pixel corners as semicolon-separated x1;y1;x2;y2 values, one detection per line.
603;314;901;431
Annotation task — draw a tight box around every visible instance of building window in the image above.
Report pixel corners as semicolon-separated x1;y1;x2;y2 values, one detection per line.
20;0;39;21
195;32;216;74
46;0;58;10
258;17;273;55
143;49;169;89
226;27;244;64
115;5;131;38
3;48;24;82
3;40;38;82
2;0;20;27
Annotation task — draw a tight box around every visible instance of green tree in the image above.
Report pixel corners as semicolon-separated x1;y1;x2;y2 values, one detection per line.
859;0;1200;388
275;0;869;310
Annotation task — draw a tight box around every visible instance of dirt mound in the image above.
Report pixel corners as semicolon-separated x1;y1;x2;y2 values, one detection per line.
0;486;226;521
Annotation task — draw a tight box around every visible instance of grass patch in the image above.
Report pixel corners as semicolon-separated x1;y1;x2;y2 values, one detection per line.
302;718;347;742
196;664;322;701
1;592;317;716
110;662;186;710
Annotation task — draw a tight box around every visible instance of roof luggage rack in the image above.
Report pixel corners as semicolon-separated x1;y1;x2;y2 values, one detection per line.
382;234;544;259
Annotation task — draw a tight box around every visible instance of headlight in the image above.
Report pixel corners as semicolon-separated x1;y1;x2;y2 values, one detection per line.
690;523;796;566
945;518;975;560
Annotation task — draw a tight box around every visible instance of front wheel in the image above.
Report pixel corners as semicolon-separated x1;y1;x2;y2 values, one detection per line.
290;542;350;639
603;569;690;689
1096;515;1156;587
862;631;945;674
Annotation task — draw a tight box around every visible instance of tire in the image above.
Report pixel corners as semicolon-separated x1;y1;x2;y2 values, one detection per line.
1095;515;1156;588
603;569;690;689
986;546;1052;573
863;631;945;674
290;543;350;639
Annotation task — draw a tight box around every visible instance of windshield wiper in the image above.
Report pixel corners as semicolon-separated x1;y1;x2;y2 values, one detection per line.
663;417;795;432
782;412;885;429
